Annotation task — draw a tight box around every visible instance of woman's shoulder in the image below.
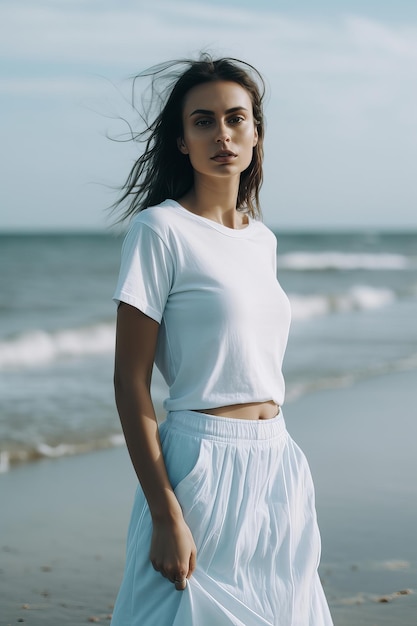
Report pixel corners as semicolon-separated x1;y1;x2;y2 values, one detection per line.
252;218;277;245
127;200;183;237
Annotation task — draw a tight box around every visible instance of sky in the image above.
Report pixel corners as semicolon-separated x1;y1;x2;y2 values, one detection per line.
1;0;416;232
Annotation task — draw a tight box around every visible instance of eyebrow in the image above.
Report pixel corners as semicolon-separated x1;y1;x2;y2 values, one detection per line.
189;106;249;117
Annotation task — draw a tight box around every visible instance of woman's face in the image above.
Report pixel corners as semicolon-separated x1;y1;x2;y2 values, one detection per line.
178;80;258;181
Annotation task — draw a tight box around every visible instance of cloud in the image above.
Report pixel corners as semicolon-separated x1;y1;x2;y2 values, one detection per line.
2;0;417;127
1;1;416;73
1;0;416;229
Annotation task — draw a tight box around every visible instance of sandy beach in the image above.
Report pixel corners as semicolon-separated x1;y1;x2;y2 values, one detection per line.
285;366;417;626
1;367;416;626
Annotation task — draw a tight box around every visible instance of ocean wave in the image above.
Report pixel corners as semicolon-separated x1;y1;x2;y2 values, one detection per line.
286;351;417;403
0;322;115;369
0;287;397;369
285;374;356;403
289;285;395;321
0;433;126;474
280;252;412;271
1;353;416;473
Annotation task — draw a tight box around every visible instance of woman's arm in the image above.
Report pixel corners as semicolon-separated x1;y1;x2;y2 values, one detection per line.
114;303;196;590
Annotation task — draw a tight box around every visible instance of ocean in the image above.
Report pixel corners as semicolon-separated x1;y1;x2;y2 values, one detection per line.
1;230;416;473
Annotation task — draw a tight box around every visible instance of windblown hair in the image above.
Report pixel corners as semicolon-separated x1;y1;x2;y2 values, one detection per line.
111;54;266;224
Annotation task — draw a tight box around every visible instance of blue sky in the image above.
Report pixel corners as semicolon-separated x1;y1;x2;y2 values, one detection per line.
1;0;416;231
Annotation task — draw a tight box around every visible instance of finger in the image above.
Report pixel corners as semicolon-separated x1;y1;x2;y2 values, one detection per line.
174;577;187;591
152;566;168;579
188;550;196;577
151;561;168;579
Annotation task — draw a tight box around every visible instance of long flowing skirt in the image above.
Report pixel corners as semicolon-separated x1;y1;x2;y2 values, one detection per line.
110;410;334;626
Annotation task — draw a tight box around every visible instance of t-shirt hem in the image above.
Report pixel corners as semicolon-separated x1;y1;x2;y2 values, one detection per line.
112;292;162;324
163;396;284;412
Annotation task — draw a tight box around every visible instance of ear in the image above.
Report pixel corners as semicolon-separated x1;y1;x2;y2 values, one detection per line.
253;126;258;148
177;137;189;155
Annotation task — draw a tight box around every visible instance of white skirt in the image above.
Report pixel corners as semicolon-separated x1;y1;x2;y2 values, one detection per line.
110;410;334;626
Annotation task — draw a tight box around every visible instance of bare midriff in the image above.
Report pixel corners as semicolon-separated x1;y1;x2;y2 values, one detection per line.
192;400;279;420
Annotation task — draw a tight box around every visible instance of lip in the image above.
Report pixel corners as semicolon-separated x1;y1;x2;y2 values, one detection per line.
211;150;237;162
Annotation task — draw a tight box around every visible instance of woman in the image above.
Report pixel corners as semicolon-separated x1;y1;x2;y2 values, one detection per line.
111;55;333;626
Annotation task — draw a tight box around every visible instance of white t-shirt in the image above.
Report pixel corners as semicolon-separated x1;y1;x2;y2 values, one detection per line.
113;200;291;412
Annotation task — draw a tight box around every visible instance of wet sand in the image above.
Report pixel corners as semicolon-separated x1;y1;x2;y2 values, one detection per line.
285;367;417;625
1;367;416;625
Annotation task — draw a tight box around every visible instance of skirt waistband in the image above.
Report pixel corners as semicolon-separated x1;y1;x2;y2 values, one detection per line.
165;409;287;442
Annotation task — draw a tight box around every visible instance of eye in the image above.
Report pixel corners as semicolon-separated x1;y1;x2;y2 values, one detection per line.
195;118;213;127
228;116;245;124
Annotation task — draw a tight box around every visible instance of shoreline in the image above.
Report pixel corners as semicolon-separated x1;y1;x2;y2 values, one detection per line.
1;367;417;625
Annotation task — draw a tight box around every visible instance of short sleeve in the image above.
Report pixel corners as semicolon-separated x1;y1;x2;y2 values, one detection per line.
112;220;174;323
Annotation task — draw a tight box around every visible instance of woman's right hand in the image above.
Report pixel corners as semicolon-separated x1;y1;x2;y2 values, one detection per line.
150;515;197;591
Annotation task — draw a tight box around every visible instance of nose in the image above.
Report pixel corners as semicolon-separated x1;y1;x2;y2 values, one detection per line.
216;123;231;143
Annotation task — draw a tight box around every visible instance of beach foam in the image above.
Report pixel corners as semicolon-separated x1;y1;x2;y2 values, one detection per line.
0;433;126;473
3;353;417;473
286;352;417;402
0;322;115;369
289;285;395;321
280;251;412;271
0;286;398;369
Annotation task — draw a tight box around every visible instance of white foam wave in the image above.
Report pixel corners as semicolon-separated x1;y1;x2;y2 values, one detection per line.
280;252;410;271
289;286;395;321
2;352;417;472
0;451;10;474
0;287;396;369
286;352;417;403
286;374;356;402
0;322;115;369
0;434;126;473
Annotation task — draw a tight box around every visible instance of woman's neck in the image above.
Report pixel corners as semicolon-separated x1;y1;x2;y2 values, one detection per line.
178;178;247;229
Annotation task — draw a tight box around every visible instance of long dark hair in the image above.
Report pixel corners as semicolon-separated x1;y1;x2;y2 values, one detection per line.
112;54;266;224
